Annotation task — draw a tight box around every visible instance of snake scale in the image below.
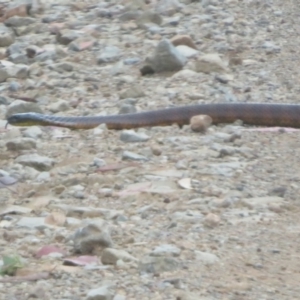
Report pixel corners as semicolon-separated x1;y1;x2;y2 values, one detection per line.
6;103;300;130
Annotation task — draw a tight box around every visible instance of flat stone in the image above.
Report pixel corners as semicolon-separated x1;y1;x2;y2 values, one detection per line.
150;244;181;257
87;286;114;300
97;46;121;64
138;256;179;273
122;151;148;161
101;248;137;265
194;251;219;265
6;138;36;151
15;154;55;171
120;130;150;143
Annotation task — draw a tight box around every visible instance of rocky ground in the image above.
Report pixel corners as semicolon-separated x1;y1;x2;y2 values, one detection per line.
0;0;300;299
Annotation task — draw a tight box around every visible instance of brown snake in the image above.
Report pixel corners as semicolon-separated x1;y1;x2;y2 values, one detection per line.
6;103;300;130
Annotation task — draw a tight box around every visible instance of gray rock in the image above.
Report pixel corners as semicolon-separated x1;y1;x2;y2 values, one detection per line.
120;130;150;143
23;126;43;139
194;54;228;74
241;196;284;209
136;11;163;28
72;220;113;254
6;64;29;79
176;45;199;58
0;96;8;105
6;138;36;151
17;217;48;230
68;36;96;52
0;26;14;47
6;100;43;118
122;151;148;161
145;39;187;73
15;154;55;171
113;295;126;300
9;81;21;92
87;286;114;300
118;104;137;114
150;244;181;257
50;62;74;72
138;256;179;273
101;248;137;265
8;52;28;65
48;99;71;113
56;29;82;45
97;46;121;64
119;84;145;99
5;16;36;27
194;251;219;265
155;0;183;16
0;67;8;83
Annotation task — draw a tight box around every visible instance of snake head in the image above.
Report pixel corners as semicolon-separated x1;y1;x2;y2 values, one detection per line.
6;112;44;128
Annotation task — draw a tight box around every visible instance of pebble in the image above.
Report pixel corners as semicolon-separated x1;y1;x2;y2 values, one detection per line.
150;244;181;257
15;154;55;171
87;285;114;300
101;248;137;265
194;251;219;265
72;221;113;254
194;53;228;73
6;138;36;151
120;130;150;143
190;115;212;133
122;151;148;161
138;256;179;273
143;39;187;73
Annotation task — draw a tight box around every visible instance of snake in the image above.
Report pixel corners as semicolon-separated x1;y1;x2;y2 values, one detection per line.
6;103;300;130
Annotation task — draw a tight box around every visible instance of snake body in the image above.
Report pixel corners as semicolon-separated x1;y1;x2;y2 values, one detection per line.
6;103;300;130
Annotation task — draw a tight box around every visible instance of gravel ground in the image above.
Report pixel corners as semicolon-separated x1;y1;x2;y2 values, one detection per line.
0;0;300;299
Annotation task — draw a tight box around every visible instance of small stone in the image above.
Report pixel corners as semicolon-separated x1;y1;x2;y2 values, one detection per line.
0;67;8;83
4;16;36;27
194;251;219;265
155;0;183;16
0;27;15;47
6;64;29;79
122;151;148;161
68;36;96;51
203;213;220;228
194;53;227;73
97;46;121;64
87;285;114;300
170;34;197;49
15;154;55;171
144;39;187;73
72;220;113;254
17;217;48;229
56;29;81;45
241;196;284;210
6;100;43;118
6;138;36;151
190;115;212;133
118;104;137;114
138;256;179;273
175;45;198;58
119;84;145;99
23;126;43;139
151;145;162;156
48;99;71;113
120;130;150;143
101;248;137;265
50;62;74;72
150;244;181;257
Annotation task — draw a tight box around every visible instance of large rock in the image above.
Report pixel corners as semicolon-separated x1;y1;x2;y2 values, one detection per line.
142;39;187;73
